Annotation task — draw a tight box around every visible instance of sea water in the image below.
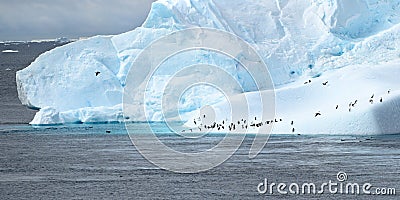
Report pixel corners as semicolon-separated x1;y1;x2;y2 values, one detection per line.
0;123;399;199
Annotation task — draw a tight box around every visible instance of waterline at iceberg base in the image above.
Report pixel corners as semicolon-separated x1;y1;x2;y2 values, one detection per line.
16;0;400;135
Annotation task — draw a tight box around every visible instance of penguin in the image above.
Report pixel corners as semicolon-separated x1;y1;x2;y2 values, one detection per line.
322;81;328;86
388;90;391;94
194;120;197;125
371;94;374;99
315;112;322;117
203;114;206;118
291;121;294;125
304;80;311;84
380;97;383;103
336;105;339;110
369;99;374;104
95;71;101;76
292;128;295;133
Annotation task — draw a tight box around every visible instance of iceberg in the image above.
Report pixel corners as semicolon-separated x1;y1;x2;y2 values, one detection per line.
16;0;400;134
2;50;19;53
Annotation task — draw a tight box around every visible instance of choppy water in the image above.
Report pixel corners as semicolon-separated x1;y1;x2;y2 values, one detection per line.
0;42;399;199
0;123;399;199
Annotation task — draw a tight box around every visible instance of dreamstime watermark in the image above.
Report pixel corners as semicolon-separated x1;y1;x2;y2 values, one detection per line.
123;28;275;173
257;171;396;196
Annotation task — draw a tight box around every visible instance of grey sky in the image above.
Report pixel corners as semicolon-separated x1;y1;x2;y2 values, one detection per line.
0;0;155;41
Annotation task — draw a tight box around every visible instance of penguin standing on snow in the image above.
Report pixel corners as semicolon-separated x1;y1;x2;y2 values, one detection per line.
304;80;312;85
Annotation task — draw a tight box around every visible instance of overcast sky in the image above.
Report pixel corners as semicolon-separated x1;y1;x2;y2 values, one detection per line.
0;0;154;41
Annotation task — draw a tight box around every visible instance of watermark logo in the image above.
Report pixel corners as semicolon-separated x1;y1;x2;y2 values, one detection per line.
336;171;347;182
123;28;275;173
257;171;396;196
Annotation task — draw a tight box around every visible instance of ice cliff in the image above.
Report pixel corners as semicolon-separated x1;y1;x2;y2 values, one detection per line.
16;0;400;134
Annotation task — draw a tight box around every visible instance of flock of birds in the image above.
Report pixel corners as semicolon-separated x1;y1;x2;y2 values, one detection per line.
181;79;392;135
92;71;392;135
181;115;286;133
182;114;301;135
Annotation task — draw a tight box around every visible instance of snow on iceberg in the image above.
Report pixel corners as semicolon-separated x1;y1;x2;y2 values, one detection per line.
16;0;400;134
184;61;400;135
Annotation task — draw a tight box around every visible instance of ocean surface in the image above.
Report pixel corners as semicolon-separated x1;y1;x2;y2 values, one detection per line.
0;42;399;199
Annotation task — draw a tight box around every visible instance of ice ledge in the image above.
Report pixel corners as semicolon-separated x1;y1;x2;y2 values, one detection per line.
30;105;124;125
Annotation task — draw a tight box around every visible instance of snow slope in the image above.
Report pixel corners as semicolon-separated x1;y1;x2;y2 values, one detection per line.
16;0;400;134
184;60;400;134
